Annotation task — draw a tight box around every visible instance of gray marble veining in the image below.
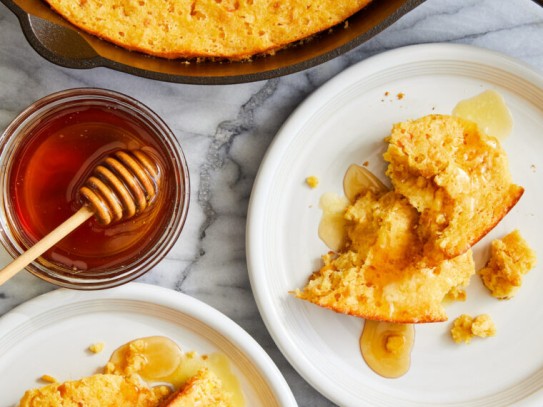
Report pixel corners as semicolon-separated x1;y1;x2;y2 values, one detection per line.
1;0;543;405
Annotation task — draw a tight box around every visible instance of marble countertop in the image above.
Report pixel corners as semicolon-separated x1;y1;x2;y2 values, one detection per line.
1;0;543;405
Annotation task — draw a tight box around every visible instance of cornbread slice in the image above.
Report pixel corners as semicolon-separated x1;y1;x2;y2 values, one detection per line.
480;230;536;299
19;374;160;407
384;114;523;263
42;0;372;60
160;368;233;407
294;190;475;323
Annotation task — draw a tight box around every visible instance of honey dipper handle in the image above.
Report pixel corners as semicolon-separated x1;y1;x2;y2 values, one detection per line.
0;206;94;286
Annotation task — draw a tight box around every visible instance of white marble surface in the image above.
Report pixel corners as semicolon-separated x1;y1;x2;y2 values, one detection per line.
1;0;543;405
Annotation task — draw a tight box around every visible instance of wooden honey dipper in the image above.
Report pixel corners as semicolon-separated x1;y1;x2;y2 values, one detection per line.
0;149;160;285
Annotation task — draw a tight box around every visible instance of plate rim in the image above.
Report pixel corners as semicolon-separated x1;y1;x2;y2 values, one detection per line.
0;282;298;407
246;42;543;406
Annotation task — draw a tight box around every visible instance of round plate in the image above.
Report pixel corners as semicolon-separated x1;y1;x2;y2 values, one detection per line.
0;282;297;406
247;43;543;406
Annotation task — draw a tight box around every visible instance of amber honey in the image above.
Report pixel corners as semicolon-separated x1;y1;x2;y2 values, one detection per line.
360;320;414;379
0;89;188;287
106;336;244;405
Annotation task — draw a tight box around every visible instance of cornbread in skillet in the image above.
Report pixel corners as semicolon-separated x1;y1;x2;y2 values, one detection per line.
18;374;161;406
41;0;373;60
160;368;233;407
294;190;475;323
479;230;536;299
384;114;524;263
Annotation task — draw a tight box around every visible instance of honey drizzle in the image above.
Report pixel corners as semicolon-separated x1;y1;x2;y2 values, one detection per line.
107;336;244;405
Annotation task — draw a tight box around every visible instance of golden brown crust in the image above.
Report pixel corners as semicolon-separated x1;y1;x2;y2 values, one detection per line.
42;0;373;60
159;368;232;407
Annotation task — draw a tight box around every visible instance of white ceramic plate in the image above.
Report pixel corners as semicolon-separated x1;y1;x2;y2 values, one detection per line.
0;283;297;407
247;43;543;407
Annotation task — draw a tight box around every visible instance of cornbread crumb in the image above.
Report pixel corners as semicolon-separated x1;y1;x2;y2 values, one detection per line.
89;342;105;354
451;314;474;344
153;385;172;400
451;314;496;344
40;374;57;383
396;92;405;100
306;176;319;189
471;314;496;338
480;230;536;299
384;335;406;355
105;339;148;375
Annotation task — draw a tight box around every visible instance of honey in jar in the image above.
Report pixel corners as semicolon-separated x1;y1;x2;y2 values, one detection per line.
0;89;188;287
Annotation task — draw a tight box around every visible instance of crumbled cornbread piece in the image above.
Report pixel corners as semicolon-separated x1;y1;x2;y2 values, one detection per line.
471;314;496;338
451;314;496;344
40;374;57;383
384;114;523;263
306;176;319;189
480;230;536;299
451;314;474;344
153;385;173;400
105;339;148;375
295;190;475;323
384;335;406;355
89;342;105;354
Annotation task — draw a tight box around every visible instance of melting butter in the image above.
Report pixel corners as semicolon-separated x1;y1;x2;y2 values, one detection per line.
317;192;349;252
452;90;513;140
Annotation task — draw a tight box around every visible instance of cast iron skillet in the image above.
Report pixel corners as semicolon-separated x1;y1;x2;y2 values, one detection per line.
2;0;423;84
